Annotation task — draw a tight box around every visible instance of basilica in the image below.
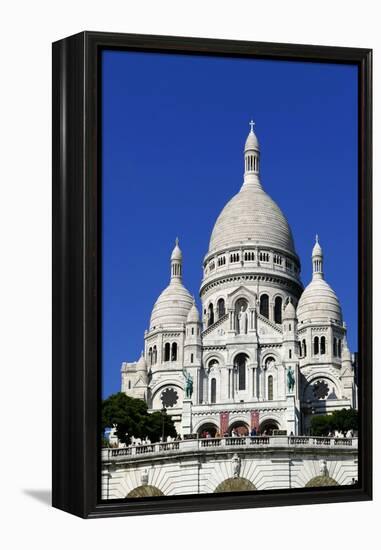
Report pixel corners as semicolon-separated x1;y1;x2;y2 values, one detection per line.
121;123;357;437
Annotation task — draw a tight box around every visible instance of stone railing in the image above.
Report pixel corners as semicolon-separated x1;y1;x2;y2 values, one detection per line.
103;436;357;461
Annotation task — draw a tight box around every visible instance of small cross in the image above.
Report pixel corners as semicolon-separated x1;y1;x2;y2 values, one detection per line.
249;120;255;132
315;234;319;243
175;237;179;246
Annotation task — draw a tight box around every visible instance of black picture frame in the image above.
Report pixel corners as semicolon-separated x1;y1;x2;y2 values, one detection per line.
52;31;372;519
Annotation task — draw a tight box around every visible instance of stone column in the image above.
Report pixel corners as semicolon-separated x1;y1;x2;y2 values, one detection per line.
182;399;193;435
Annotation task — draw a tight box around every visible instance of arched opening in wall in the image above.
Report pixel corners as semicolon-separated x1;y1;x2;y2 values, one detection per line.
217;298;226;319
268;375;274;400
208;303;214;326
260;294;269;318
229;421;249;436
274;296;282;324
128;380;131;390
197;422;219;438
314;336;319;355
259;419;280;435
234;353;248;390
148;347;153;365
303;339;307;357
305;476;339;488
333;338;337;356
214;478;256;493
338;339;342;357
210;378;217;404
320;336;326;355
127;485;164;498
164;342;170;362
153;346;157;364
171;342;178;361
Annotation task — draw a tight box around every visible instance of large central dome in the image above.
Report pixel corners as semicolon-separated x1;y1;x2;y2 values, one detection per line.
209;184;296;254
207;124;296;257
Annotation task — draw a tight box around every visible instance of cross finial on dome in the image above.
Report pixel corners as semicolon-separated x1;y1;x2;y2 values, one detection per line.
175;236;179;246
316;234;319;243
249;120;255;133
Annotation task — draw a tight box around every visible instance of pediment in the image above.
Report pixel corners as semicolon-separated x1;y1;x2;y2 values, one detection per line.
257;316;283;338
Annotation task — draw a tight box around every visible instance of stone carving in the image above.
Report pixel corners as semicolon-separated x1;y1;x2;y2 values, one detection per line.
232;453;241;478
319;460;328;477
313;380;329;400
238;306;248;334
141;468;149;486
287;366;295;392
161;387;179;407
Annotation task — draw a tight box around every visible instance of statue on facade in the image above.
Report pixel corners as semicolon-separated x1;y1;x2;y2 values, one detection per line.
287;366;295;392
319;460;328;477
232;453;241;478
141;468;149;486
182;368;193;399
238;306;248;334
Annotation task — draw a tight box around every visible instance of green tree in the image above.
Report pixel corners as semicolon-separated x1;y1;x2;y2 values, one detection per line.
102;392;177;444
310;408;358;436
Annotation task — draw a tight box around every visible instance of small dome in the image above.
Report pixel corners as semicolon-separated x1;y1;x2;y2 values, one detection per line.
187;301;200;323
150;281;193;329
283;299;296;319
297;278;342;324
312;235;323;257
245;128;259;151
171;238;182;260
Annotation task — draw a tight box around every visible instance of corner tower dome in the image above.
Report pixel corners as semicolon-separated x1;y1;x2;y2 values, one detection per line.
297;236;342;324
208;122;296;256
150;239;193;329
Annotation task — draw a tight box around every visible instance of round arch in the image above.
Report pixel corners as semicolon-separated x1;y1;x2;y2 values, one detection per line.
303;375;340;402
259;418;280;435
305;476;339;488
127;485;164;498
197;422;219;437
193;417;219;434
214;477;256;493
261;351;281;366
229;420;249;436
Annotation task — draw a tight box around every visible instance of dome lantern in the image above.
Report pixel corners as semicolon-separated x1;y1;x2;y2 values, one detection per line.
243;120;261;187
171;237;183;281
312;234;324;279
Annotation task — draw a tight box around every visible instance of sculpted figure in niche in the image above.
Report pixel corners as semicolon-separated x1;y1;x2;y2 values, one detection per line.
238;306;248;334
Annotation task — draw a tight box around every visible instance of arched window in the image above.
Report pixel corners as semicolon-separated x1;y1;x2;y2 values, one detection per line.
268;375;274;400
303;339;307;357
128;380;131;390
338;339;342;358
148;347;153;365
190;353;194;364
208;303;214;326
320;336;326;355
211;378;217;404
333;338;337;356
171;342;178;361
164;342;170;362
274;296;282;324
235;354;247;391
191;327;194;335
153;345;157;364
298;341;302;357
289;349;292;359
314;336;319;355
260;294;269;318
217;298;225;319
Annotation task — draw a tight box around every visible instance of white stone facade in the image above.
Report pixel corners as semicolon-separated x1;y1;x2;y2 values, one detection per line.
121;124;357;437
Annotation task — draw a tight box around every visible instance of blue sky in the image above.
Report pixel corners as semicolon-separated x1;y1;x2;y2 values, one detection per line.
102;50;358;399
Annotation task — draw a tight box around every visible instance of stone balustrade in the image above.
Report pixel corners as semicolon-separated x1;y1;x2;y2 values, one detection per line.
103;436;357;461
